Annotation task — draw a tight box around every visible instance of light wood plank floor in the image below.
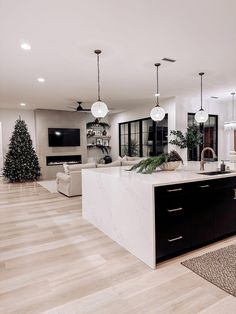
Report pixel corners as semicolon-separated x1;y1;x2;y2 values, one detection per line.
0;179;235;314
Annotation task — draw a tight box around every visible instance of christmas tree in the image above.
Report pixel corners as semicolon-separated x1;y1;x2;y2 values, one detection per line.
3;118;41;182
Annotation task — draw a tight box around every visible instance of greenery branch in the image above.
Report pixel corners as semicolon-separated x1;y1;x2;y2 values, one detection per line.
169;125;203;149
86;121;110;129
127;150;183;174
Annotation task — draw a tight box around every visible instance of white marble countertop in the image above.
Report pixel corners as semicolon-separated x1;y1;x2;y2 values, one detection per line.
83;163;236;187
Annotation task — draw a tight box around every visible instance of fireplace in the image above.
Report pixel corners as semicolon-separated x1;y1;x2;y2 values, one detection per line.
46;155;82;166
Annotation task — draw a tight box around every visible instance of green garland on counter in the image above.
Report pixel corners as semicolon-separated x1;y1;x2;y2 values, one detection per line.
127;150;183;174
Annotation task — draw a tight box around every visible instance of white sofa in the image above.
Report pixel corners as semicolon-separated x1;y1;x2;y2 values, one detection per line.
56;157;144;197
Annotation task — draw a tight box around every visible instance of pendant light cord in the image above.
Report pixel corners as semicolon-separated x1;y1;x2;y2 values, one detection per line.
201;75;203;110
97;53;101;101
156;66;159;106
199;72;204;110
155;63;160;107
232;92;235;120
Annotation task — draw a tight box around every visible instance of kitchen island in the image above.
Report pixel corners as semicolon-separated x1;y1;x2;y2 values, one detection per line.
82;166;236;269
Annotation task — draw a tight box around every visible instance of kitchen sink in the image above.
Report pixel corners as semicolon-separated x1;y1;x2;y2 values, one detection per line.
198;171;233;176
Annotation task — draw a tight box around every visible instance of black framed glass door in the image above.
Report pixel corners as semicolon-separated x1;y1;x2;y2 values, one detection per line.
188;113;218;161
119;115;168;157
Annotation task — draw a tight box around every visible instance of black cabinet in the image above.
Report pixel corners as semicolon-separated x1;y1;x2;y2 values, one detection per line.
155;193;192;258
155;177;236;262
214;180;236;237
191;182;215;245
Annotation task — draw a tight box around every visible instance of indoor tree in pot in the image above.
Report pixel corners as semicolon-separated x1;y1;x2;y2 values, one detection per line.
3;118;41;182
169;125;203;160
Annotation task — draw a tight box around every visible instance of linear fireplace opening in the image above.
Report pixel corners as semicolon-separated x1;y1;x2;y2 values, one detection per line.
46;155;82;166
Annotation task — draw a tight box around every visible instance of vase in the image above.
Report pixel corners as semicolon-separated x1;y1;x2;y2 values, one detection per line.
159;161;181;171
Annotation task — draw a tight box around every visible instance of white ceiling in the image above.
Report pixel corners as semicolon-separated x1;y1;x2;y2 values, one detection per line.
1;0;236;111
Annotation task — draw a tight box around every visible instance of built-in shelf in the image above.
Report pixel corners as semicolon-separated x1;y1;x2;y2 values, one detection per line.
87;135;111;139
87;144;111;150
86;122;111;154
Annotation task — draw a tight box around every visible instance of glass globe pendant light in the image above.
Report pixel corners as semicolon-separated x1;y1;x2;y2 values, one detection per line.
195;72;209;123
224;92;236;130
91;50;109;118
150;63;165;121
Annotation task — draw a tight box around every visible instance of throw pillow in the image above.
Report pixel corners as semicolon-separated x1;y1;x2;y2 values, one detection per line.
63;163;69;175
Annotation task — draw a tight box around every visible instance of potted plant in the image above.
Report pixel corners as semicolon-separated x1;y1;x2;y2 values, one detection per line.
128;150;183;174
122;140;139;157
169;125;203;160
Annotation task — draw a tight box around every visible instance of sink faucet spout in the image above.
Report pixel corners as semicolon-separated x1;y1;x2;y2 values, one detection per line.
200;147;217;171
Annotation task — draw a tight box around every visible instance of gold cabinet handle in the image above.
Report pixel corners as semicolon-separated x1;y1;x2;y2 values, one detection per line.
167;207;183;212
168;236;183;242
233;189;236;199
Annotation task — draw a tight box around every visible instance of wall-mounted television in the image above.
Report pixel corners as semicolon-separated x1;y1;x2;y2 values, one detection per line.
48;128;80;147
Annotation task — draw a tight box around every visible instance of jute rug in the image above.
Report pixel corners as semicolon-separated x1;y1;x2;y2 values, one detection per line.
181;244;236;297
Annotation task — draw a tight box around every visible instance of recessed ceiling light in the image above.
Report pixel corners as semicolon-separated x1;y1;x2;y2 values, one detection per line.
20;103;26;106
37;77;45;83
20;42;31;50
155;93;160;97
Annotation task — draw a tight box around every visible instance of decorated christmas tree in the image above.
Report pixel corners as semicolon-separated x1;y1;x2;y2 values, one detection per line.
3;118;41;182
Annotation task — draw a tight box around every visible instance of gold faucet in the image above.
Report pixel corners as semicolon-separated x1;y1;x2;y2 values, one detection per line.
200;147;217;171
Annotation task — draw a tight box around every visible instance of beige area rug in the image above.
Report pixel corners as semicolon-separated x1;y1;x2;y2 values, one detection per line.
38;180;58;193
181;244;236;297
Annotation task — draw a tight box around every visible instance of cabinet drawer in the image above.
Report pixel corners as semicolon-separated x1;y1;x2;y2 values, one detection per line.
156;209;191;258
156;229;191;258
156;195;188;213
155;180;217;199
213;177;236;190
155;183;192;198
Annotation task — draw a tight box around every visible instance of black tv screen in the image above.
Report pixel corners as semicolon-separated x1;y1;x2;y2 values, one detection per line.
48;128;80;147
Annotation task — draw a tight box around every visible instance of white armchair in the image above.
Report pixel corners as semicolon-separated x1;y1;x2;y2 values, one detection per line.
56;171;82;197
56;162;96;197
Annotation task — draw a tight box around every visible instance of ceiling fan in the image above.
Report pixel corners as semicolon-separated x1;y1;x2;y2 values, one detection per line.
67;101;91;113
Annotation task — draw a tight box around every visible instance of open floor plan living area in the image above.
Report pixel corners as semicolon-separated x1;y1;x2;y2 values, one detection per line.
1;1;236;313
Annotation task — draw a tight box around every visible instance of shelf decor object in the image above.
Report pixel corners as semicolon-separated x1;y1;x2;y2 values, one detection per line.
86;121;110;129
150;63;165;122
91;50;109;118
195;72;209;123
224;92;236;130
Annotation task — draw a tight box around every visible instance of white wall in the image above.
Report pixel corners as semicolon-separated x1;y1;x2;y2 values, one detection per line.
109;97;176;160
109;96;232;161
0;108;110;177
175;96;231;160
0;109;36;158
0;96;233;169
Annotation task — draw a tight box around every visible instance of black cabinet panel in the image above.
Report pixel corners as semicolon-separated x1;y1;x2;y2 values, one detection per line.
155;177;236;262
214;186;236;237
156;211;191;258
191;184;214;245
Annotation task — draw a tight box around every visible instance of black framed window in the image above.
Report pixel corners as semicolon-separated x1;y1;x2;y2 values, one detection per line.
188;113;218;161
119;115;168;157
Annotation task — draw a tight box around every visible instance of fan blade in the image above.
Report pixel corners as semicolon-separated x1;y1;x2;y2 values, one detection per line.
67;106;77;110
